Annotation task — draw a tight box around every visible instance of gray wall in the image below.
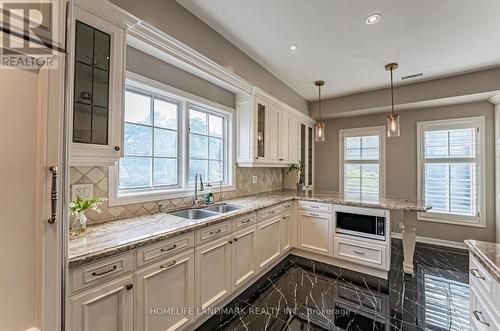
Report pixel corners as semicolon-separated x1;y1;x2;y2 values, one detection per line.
314;101;496;243
127;46;235;108
112;0;308;114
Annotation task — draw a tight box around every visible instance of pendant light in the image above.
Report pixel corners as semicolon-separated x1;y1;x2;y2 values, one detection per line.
385;63;400;137
315;80;325;142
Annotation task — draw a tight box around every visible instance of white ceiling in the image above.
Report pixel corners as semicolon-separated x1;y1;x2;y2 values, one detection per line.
177;0;500;100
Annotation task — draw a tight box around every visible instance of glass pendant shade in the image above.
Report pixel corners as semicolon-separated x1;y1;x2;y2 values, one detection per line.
315;121;325;142
387;113;400;137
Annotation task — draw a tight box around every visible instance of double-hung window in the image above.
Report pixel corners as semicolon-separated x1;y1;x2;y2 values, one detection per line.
417;117;485;226
339;126;386;200
110;74;234;205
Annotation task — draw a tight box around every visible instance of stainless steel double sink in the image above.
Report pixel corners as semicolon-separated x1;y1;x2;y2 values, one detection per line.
170;203;242;220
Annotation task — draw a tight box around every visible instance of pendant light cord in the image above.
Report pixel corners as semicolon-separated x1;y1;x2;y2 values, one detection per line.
390;67;395;115
318;84;322;120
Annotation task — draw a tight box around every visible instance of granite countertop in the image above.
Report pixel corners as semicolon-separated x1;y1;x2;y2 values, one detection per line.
464;239;500;282
68;190;430;268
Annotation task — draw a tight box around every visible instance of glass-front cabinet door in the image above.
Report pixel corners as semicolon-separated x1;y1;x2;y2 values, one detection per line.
256;101;266;159
70;6;125;166
299;123;314;190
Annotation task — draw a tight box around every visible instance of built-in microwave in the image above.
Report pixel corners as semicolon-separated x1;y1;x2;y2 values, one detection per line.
335;211;386;241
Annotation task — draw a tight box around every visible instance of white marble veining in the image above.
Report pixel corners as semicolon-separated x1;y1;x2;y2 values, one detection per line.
69;190;430;268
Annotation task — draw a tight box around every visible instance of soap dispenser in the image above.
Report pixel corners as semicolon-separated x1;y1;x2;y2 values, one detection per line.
205;184;214;205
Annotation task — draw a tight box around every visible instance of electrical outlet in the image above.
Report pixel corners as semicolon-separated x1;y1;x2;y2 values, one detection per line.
251;176;258;184
398;222;404;230
72;184;94;200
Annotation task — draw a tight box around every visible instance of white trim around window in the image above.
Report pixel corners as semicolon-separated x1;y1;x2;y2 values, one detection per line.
339;126;386;199
109;72;236;206
417;116;486;227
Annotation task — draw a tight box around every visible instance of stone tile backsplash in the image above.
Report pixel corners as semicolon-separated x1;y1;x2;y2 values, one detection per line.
70;166;283;224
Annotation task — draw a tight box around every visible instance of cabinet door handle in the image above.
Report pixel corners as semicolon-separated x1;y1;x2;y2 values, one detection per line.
470;268;485;280
160;260;176;270
228;240;233;244
114;146;121;151
160;244;177;252
125;283;133;290
48;166;58;224
233;237;238;242
209;229;222;235
310;205;319;209
472;311;490;326
353;251;366;256
92;265;117;276
241;219;251;224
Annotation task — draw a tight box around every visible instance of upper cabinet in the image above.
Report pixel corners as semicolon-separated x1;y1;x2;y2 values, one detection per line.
237;89;312;168
69;6;126;165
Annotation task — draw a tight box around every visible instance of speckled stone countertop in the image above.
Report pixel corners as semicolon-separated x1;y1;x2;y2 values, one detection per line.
465;239;500;282
68;190;430;268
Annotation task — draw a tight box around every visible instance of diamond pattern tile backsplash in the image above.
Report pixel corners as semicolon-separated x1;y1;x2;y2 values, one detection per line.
70;166;283;224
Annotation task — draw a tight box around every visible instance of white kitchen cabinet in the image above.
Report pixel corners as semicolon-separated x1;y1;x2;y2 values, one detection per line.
195;235;232;311
280;213;292;252
70;274;134;331
135;250;195;331
297;210;332;255
231;225;258;290
236;89;315;167
69;5;125;165
257;215;282;269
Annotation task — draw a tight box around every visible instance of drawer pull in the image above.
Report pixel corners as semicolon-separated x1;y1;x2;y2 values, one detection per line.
472;311;490;326
91;265;117;276
353;250;366;256
310;205;319;209
234;237;238;242
228;240;233;244
283;216;289;219
160;244;177;252
209;229;222;235
241;219;251;224
160;260;176;269
470;268;485;280
125;283;133;291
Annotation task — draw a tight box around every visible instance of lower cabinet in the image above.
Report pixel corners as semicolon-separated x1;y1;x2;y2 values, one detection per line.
70;274;134;331
232;225;258;290
281;213;291;252
195;235;232;311
135;250;195;331
297;210;332;255
257;215;282;269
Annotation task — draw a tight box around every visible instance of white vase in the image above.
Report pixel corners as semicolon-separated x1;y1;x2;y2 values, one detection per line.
76;212;87;231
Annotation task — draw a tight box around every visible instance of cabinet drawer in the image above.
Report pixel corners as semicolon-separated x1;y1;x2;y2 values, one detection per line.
258;205;282;221
234;213;257;230
470;288;500;331
298;201;332;213
333;237;388;270
196;221;231;245
282;201;293;211
70;251;134;294
469;255;497;308
136;232;194;267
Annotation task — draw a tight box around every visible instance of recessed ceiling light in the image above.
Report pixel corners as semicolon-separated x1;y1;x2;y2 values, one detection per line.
365;13;381;25
289;44;298;51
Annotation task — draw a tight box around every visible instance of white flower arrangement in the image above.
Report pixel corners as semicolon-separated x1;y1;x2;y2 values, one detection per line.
69;196;107;215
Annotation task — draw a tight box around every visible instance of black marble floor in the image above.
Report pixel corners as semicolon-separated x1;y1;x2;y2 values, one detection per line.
196;240;470;331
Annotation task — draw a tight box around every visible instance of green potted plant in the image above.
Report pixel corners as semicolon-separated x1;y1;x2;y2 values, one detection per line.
287;161;305;192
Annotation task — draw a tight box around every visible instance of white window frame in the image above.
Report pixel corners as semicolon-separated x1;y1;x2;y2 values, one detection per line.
109;72;235;206
339;126;386;198
417;116;486;227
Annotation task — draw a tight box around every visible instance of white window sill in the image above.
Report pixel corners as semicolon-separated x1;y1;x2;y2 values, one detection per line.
109;184;236;207
417;212;485;228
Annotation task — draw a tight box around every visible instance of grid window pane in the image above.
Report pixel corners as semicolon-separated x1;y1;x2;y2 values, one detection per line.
154;99;178;130
124;91;151;125
209;137;223;160
190;134;208;159
344;135;379;161
424;128;475;159
154;128;177;158
124;123;152;156
153;158;177;186
189;109;207;134
344;164;380;197
209;115;223;137
209;160;223;182
119;156;152;189
189;159;207;183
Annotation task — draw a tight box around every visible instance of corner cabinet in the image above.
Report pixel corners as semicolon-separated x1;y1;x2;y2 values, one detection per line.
69;5;126;166
236;89;313;168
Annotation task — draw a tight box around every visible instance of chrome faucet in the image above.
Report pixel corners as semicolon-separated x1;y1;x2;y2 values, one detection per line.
194;173;204;207
219;181;225;204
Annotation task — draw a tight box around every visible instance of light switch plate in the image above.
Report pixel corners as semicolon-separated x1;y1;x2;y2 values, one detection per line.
251;176;258;184
72;184;94;200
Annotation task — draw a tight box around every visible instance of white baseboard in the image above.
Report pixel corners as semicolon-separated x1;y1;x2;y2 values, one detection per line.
25;328;41;331
391;232;466;250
